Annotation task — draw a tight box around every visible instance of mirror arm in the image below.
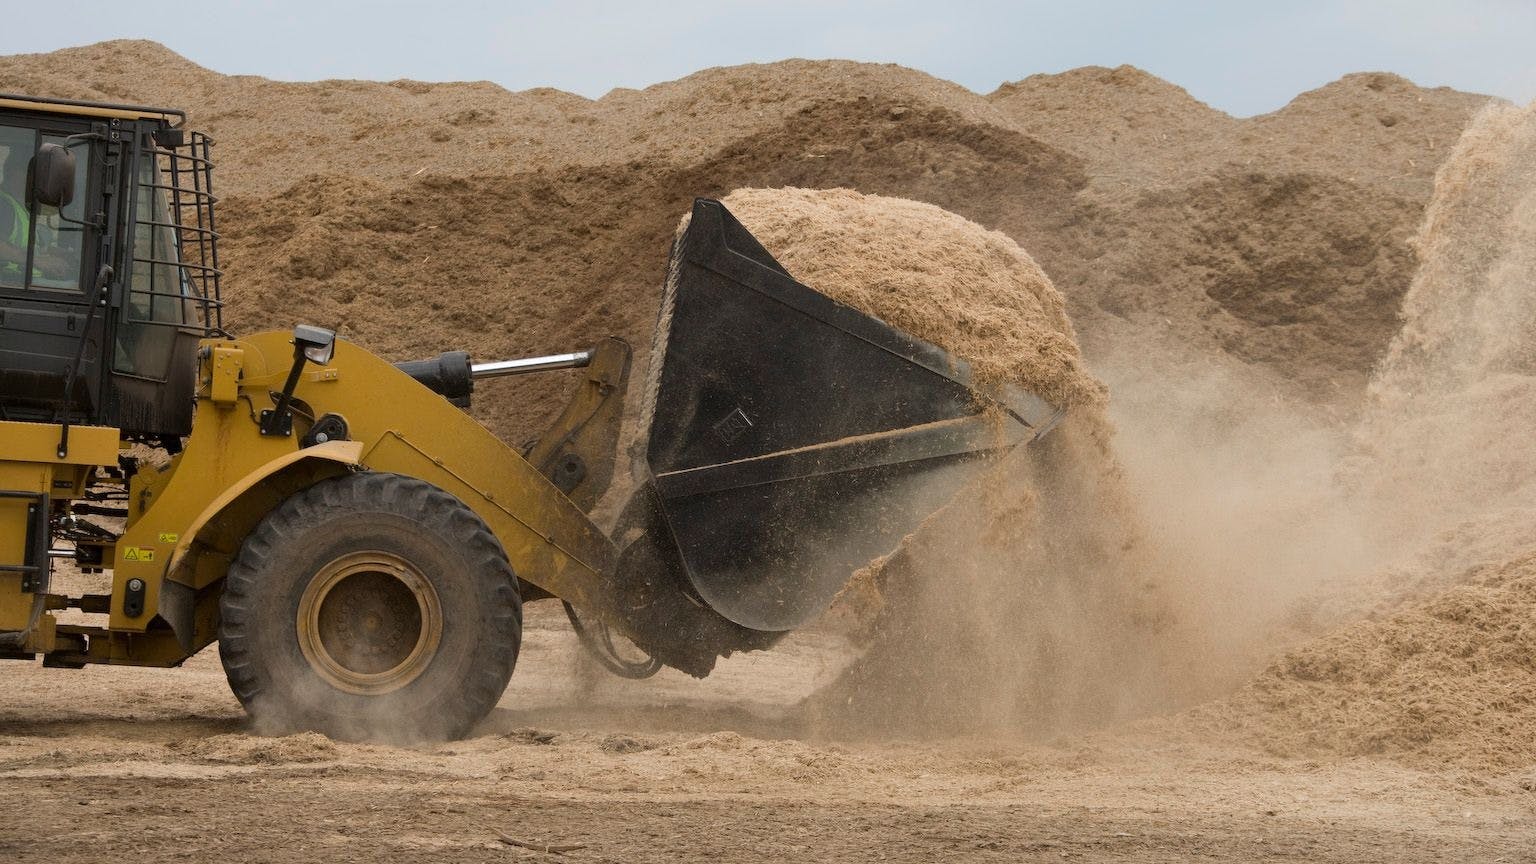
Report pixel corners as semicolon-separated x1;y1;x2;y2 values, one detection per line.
259;352;308;437
51;209;102;229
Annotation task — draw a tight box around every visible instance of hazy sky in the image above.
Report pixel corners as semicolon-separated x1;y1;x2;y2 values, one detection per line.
4;1;1533;116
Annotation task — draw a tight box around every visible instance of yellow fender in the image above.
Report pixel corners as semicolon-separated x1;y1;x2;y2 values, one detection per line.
170;440;364;573
153;441;363;654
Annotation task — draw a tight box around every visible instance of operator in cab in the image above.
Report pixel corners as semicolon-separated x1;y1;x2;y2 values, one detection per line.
0;135;80;288
0;140;28;282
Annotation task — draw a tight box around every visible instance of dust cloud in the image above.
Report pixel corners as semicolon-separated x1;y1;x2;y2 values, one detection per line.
1356;100;1536;544
708;188;1175;738
1093;98;1536;765
724;100;1536;749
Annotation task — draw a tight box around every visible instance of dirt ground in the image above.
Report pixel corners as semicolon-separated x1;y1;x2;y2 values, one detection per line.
4;604;1534;863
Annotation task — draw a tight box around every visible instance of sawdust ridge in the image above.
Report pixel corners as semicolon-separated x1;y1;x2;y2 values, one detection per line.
0;41;1488;442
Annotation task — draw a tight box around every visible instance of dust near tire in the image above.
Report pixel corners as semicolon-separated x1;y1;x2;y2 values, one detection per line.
218;472;522;742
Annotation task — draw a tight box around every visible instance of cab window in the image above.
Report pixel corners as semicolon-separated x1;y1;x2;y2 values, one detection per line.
113;151;192;379
0;124;89;293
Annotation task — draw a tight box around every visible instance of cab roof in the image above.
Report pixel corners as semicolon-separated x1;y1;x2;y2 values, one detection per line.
0;92;184;126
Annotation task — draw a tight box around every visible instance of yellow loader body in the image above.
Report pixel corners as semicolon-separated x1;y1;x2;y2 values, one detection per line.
0;330;620;669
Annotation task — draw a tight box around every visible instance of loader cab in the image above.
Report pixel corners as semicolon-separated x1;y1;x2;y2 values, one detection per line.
0;94;222;440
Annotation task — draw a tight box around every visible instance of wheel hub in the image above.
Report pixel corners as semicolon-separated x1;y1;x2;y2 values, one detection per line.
297;551;443;695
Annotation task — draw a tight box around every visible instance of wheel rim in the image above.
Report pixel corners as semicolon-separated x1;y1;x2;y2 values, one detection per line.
296;551;443;695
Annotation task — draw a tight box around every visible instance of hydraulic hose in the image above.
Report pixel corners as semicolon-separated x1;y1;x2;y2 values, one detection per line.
561;601;662;680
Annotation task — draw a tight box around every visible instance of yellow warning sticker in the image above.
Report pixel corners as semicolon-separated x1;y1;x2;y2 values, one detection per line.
122;547;155;563
157;532;179;544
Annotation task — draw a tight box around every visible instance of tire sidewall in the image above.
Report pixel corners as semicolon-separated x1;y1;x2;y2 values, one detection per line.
222;473;520;742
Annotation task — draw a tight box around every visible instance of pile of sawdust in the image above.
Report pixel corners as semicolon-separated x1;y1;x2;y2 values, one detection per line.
1198;550;1536;770
0;41;1488;440
993;69;1477;204
713;187;1104;408
989;68;1485;400
167;731;337;765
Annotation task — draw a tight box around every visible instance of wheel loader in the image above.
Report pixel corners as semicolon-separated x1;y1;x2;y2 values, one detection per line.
0;93;1064;740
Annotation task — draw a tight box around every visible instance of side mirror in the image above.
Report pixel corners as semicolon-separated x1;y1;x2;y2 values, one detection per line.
260;325;338;437
30;143;76;209
295;324;337;366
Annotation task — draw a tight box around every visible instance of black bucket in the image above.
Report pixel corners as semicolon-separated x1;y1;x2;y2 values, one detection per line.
614;198;1063;673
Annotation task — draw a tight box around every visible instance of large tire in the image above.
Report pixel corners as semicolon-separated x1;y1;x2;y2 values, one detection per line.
219;472;521;742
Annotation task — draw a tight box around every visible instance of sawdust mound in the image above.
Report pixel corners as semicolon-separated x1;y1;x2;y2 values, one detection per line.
988;68;1485;401
992;69;1477;203
1088;170;1423;397
715;187;1103;408
1204;551;1536;770
0;41;1487;423
168;731;337;765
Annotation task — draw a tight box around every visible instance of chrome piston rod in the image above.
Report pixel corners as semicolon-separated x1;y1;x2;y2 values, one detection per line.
470;351;592;379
